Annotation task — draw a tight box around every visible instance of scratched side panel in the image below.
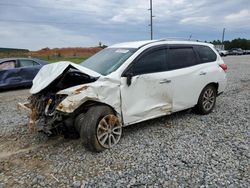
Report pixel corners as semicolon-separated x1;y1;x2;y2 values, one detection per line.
0;69;23;89
120;73;173;125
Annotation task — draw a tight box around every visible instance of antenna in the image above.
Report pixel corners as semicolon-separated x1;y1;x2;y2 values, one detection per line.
189;34;192;40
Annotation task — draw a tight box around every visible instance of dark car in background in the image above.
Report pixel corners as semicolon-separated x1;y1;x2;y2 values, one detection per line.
243;50;250;55
0;58;48;90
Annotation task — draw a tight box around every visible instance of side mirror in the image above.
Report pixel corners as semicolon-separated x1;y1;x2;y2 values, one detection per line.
126;72;133;86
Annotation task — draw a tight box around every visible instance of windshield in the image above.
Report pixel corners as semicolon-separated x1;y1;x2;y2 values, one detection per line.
80;48;136;75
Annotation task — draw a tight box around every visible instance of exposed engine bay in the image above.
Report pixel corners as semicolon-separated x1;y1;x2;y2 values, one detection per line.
26;67;98;136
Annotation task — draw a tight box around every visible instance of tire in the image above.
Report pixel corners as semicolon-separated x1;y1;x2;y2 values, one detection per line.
76;105;122;152
74;113;86;133
195;85;217;115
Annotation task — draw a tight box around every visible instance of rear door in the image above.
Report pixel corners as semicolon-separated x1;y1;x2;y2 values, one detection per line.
120;46;174;125
17;59;42;85
164;46;201;111
165;45;218;112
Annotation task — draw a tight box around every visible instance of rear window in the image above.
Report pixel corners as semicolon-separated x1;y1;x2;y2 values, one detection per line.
195;46;217;63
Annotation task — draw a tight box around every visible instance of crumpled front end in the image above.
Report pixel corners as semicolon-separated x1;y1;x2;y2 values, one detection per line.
27;93;67;134
18;61;100;135
20;61;121;135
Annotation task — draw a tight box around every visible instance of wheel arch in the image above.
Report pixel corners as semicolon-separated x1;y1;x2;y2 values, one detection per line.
74;100;122;122
196;82;219;104
206;82;219;92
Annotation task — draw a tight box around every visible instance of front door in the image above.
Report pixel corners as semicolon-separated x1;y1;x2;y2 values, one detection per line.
120;47;173;125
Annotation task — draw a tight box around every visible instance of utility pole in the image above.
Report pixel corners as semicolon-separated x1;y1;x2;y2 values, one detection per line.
149;0;153;40
221;28;225;44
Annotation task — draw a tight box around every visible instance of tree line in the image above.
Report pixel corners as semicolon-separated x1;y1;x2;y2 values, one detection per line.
210;38;250;50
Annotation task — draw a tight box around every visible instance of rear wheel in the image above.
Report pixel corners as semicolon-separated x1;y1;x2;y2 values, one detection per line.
195;85;217;115
76;105;122;152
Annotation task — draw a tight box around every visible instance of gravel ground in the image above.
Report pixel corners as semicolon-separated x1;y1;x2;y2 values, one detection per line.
0;55;249;188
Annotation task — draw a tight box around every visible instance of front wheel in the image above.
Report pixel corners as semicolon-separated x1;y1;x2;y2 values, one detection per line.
76;105;122;152
195;85;217;115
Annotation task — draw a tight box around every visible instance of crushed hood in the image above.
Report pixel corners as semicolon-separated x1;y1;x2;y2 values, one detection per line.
30;61;101;94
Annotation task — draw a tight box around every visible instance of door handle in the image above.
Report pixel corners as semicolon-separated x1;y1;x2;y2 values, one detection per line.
160;79;171;84
199;71;207;75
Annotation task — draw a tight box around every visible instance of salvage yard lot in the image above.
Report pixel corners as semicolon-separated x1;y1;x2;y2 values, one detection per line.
0;55;249;187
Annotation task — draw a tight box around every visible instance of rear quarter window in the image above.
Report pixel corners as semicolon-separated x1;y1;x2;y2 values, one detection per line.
195;46;217;63
19;59;38;67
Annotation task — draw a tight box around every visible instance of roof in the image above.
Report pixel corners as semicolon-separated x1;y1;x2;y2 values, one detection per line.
0;57;30;62
109;40;158;48
0;57;48;64
109;39;214;49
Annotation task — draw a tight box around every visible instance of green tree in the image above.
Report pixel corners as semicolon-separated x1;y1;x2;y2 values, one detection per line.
211;38;250;50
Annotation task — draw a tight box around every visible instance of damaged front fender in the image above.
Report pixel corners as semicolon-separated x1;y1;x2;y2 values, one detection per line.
56;77;122;119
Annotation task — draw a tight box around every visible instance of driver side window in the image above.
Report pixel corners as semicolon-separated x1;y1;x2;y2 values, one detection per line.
131;48;167;75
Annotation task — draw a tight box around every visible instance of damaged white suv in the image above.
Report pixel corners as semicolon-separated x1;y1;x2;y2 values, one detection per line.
26;40;227;151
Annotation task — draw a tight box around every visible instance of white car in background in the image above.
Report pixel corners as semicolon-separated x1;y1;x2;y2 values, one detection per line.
24;39;227;152
216;48;229;56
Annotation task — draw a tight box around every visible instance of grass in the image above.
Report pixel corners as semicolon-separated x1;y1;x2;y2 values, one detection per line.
39;56;91;64
0;54;92;64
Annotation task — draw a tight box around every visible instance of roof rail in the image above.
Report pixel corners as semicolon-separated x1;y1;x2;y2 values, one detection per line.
138;38;201;49
137;40;161;49
138;38;204;49
158;37;200;42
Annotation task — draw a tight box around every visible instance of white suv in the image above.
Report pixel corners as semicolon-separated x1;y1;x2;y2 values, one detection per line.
26;40;227;151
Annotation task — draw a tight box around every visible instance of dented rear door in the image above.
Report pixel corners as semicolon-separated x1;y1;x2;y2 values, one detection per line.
0;60;22;89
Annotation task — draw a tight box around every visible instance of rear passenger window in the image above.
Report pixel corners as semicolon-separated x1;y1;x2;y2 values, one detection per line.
19;60;37;67
132;49;166;75
167;48;197;70
195;46;217;63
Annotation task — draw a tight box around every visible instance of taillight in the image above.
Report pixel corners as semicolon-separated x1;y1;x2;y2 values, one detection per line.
219;64;227;72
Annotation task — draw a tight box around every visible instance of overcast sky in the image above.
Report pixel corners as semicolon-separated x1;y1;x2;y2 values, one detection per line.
0;0;249;50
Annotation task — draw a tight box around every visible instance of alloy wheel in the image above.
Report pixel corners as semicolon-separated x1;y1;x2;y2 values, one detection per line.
97;114;122;149
202;88;215;111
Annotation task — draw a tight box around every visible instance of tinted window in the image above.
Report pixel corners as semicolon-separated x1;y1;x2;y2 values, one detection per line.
19;60;36;67
0;61;16;70
195;46;217;63
167;48;197;70
132;49;166;75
